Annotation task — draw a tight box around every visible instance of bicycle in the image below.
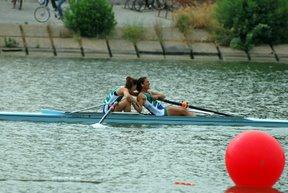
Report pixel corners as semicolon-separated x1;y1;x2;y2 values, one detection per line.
133;0;165;12
34;0;61;23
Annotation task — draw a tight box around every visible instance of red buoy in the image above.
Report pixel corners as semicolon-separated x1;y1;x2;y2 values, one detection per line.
225;186;281;193
225;130;285;188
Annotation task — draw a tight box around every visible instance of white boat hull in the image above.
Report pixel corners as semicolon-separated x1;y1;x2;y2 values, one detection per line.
0;109;287;127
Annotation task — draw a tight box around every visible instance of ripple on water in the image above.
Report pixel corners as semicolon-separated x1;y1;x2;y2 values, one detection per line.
0;57;287;193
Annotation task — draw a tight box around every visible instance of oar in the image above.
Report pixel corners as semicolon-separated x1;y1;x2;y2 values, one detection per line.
92;96;123;127
162;99;233;117
98;103;117;124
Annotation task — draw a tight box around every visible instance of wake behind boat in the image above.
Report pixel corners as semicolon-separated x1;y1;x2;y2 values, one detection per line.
0;108;287;128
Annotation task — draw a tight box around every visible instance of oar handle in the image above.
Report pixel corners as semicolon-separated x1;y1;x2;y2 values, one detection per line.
162;99;232;117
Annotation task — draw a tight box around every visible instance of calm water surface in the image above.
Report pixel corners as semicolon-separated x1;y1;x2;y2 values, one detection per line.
0;57;287;193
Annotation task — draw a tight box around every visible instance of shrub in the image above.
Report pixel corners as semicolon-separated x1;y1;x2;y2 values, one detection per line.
214;0;288;50
174;0;196;7
64;0;116;38
154;21;164;44
4;37;19;48
190;3;214;29
175;14;191;34
172;3;214;30
122;24;145;44
173;13;194;45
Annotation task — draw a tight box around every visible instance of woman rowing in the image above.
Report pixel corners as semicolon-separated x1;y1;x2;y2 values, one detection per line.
102;76;138;113
134;77;194;116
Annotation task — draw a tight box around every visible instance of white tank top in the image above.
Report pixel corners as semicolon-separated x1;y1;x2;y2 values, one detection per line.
143;92;166;116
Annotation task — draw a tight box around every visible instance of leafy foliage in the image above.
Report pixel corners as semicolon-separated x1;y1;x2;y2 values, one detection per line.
214;0;288;50
173;4;214;30
154;21;164;44
173;13;194;46
4;37;19;48
64;0;116;37
175;14;192;36
122;24;145;44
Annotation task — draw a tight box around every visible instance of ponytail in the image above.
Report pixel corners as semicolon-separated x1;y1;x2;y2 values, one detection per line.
125;76;137;89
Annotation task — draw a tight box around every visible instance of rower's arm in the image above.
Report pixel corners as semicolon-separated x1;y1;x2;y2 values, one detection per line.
129;90;139;97
134;93;145;113
121;87;132;102
150;91;166;100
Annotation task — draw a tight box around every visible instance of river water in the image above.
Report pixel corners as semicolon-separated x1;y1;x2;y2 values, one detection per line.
0;57;287;193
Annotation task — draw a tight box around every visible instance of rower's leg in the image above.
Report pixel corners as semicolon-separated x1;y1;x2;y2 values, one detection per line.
166;106;195;116
114;98;132;112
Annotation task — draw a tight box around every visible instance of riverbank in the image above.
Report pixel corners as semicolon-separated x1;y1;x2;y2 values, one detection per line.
0;0;287;63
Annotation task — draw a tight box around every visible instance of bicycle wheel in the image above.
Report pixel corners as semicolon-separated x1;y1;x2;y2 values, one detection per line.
34;6;50;23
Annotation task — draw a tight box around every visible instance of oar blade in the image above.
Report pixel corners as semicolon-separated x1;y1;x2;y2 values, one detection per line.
91;123;108;129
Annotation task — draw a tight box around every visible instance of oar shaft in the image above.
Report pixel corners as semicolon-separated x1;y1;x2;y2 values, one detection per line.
98;96;123;124
162;99;232;116
98;103;117;124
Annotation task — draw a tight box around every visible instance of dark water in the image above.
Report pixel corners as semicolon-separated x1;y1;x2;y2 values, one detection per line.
0;57;287;193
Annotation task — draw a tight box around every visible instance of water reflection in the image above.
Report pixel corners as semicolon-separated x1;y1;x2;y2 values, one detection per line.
225;186;281;193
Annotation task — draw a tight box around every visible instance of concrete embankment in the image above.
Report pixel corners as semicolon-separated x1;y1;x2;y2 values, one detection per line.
0;1;287;63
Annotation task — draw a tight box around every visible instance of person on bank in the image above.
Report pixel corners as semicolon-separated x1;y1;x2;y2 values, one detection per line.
102;76;138;113
134;77;194;116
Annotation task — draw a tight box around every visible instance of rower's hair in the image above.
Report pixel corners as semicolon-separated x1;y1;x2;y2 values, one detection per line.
125;76;137;89
137;77;147;92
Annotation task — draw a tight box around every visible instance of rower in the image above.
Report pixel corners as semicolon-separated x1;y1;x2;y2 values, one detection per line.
102;76;139;113
134;77;195;116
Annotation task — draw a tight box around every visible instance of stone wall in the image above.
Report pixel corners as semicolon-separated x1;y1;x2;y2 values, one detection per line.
0;23;287;63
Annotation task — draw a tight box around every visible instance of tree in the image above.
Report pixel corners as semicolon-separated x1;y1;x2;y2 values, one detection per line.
214;0;288;51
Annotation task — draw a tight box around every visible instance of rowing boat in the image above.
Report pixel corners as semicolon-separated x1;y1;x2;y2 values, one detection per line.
0;108;287;127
